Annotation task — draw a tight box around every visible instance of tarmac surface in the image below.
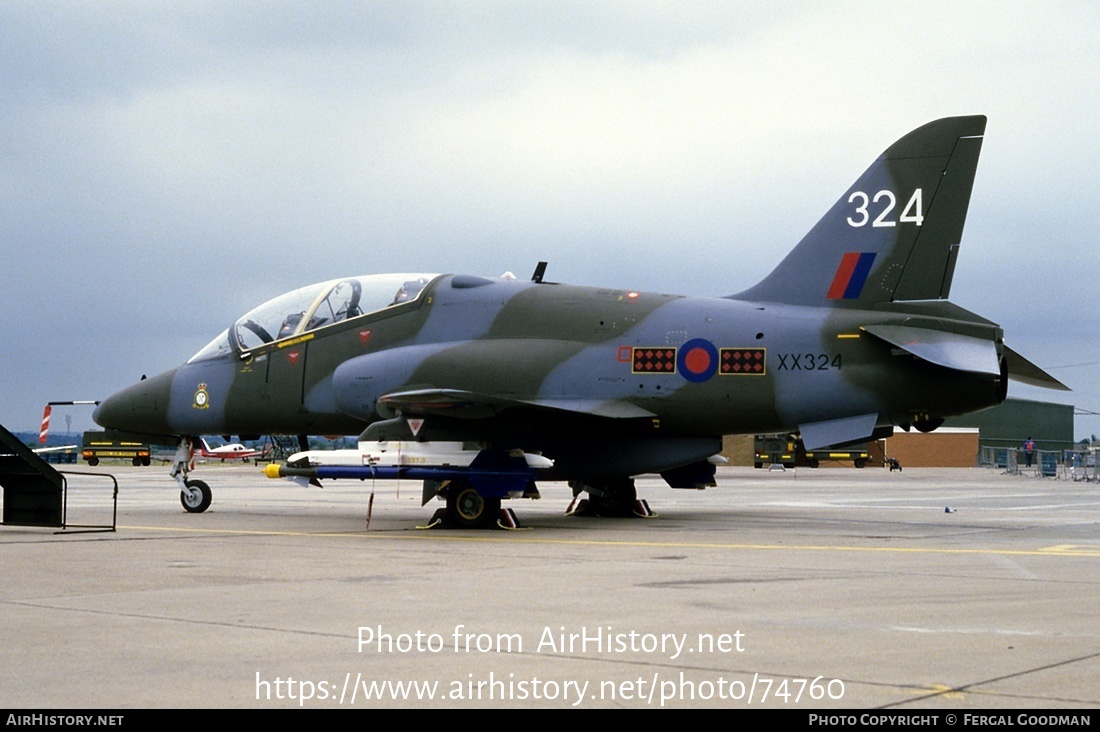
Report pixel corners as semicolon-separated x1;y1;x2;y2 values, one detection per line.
2;462;1099;709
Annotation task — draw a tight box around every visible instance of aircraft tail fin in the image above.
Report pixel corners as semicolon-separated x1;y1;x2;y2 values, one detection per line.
732;116;986;307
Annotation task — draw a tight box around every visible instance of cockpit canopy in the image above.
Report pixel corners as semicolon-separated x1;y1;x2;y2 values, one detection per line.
189;273;437;362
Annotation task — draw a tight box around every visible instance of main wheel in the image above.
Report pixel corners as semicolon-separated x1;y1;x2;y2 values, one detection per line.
181;479;212;513
590;478;637;516
854;458;867;469
445;482;500;529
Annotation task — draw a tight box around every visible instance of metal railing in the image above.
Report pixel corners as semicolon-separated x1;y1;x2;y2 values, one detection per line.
980;446;1099;481
57;469;119;533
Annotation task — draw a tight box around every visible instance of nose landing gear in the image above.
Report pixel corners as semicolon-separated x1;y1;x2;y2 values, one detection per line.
180;479;212;513
170;437;212;513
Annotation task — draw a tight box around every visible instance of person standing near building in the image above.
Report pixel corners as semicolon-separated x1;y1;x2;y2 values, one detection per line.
1023;437;1036;468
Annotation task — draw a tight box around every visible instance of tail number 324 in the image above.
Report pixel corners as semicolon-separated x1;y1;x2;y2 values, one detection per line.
847;189;924;228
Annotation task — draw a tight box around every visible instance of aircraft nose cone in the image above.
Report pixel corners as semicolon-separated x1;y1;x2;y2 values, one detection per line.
94;369;177;435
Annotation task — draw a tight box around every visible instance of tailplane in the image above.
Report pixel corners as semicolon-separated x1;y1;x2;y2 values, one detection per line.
733;116;986;307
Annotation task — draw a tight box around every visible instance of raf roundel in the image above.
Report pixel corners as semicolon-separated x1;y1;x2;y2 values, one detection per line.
677;338;719;383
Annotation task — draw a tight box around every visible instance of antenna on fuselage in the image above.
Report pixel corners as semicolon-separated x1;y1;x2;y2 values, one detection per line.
531;261;548;283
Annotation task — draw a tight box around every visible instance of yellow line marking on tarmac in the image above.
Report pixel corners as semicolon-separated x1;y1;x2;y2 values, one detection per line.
120;525;1100;557
1037;544;1100;555
925;683;966;700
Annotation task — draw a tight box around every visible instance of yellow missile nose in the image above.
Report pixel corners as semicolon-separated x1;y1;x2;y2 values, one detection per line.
263;463;283;479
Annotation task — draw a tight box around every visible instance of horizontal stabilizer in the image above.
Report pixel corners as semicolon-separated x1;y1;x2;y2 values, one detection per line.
1002;345;1070;391
861;324;1000;375
799;413;879;451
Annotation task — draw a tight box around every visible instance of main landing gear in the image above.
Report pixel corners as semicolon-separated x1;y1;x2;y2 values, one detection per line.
421;478;530;530
567;478;655;518
444;480;502;530
428;476;656;529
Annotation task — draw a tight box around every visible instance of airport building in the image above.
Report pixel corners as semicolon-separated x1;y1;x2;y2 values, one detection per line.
943;397;1076;455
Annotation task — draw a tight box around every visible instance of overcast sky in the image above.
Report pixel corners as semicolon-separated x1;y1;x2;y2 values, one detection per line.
2;1;1097;440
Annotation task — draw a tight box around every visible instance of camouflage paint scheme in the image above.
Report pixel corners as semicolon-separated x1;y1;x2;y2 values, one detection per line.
93;116;1066;519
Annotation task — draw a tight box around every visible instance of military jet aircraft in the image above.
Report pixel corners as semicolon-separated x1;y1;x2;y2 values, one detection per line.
93;115;1066;526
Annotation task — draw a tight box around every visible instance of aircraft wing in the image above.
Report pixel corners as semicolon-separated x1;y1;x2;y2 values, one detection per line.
377;388;657;421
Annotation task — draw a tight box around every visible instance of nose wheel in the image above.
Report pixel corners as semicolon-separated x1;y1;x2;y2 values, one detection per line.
180;479;212;513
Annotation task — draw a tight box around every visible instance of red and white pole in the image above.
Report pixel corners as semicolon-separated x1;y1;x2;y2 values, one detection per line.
39;405;52;444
